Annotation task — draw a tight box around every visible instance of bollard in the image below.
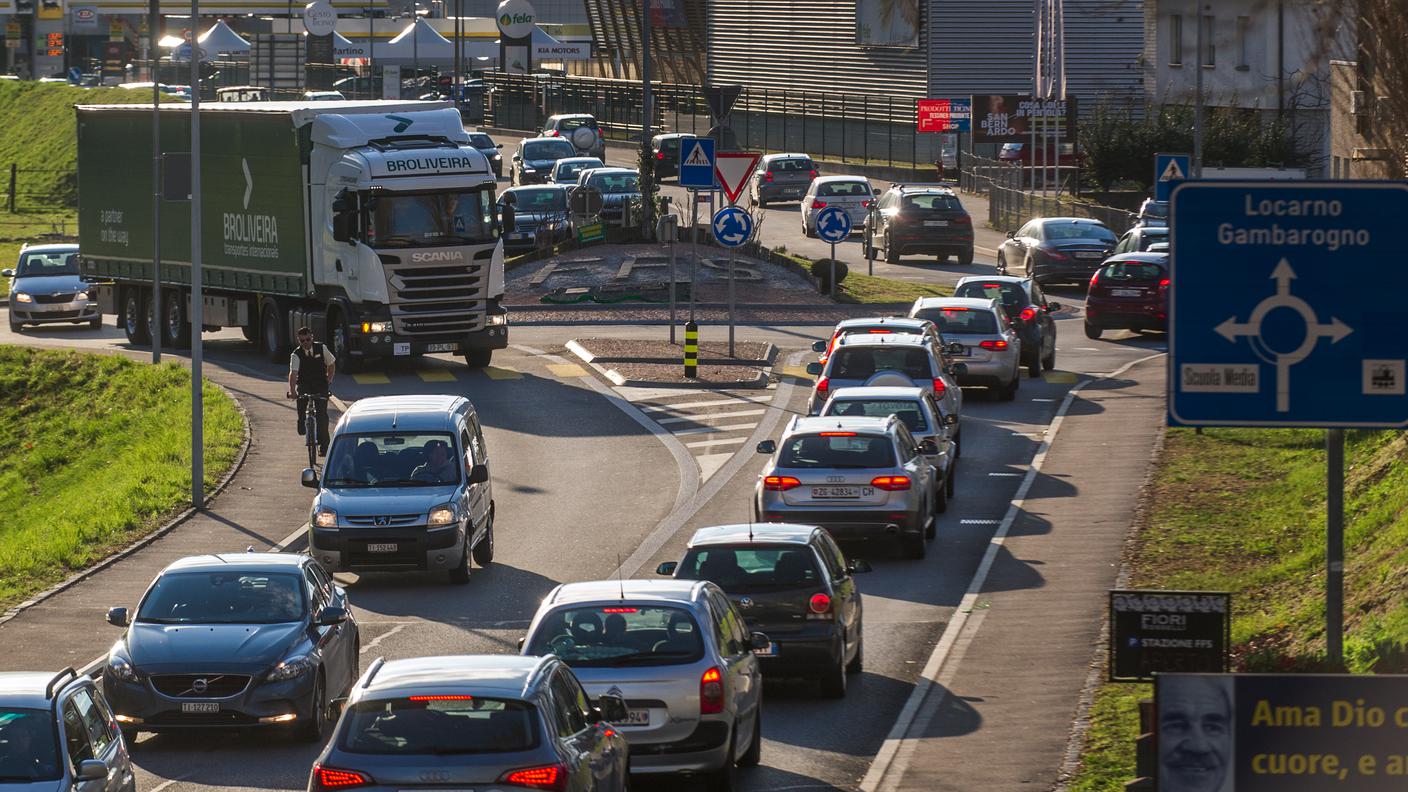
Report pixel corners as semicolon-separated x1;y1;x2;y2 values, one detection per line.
684;321;698;378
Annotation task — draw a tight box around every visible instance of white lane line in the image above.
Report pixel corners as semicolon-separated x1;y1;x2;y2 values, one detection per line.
671;422;760;436
1011;431;1043;438
1074;347;1101;352
271;522;309;552
1031;398;1056;402
657;408;766;425
685;436;749;449
987;472;1023;477
860;351;1166;792
641;396;771;412
148;773;196;792
360;622;413;654
959;519;1001;525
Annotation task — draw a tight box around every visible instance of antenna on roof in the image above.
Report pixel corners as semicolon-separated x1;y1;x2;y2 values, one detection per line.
617;554;625;602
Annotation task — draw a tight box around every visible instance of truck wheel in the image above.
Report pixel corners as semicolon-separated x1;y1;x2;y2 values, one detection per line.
261;299;287;363
462;348;493;368
123;290;150;345
162;289;191;349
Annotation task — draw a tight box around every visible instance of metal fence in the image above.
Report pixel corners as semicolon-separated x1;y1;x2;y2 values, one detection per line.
5;164;75;213
483;73;948;171
960;153;1133;235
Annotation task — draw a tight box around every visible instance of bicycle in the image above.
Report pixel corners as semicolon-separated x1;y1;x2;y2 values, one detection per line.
300;393;331;469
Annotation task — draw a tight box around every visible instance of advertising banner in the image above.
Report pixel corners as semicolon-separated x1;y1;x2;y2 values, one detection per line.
1109;590;1230;682
855;0;917;48
971;95;1077;143
71;5;99;30
917;98;971;133
1157;674;1408;791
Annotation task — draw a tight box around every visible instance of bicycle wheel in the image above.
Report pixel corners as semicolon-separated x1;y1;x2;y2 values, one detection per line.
306;416;318;468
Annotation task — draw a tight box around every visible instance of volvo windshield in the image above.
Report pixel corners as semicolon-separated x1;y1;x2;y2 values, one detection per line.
367;188;497;248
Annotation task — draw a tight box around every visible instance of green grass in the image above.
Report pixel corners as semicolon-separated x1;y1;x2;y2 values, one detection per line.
769;248;953;304
0;346;244;608
1068;427;1408;790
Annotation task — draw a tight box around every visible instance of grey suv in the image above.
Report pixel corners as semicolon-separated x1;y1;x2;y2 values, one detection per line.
541;114;606;160
310;655;630;792
755;415;940;559
0;669;135;792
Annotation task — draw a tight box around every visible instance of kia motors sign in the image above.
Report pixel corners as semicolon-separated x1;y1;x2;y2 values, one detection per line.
496;0;535;39
1109;590;1230;683
917;98;971;133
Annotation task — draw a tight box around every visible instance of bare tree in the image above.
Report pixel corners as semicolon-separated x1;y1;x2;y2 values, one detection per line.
1314;0;1407;175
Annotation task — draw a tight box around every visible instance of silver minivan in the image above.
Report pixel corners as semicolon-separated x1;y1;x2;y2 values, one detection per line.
303;395;495;583
521;580;767;785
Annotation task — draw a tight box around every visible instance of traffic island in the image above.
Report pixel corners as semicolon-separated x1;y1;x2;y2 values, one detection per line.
566;337;776;388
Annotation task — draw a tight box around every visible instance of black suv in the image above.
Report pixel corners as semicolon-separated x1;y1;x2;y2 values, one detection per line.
865;185;975;265
658;523;871;698
953;275;1061;377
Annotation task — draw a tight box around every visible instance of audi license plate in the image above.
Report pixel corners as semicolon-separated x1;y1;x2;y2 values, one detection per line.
812;486;872;499
181;702;220;714
425;342;459;353
924;220;949;227
1111;288;1143;297
366;543;398;553
625;709;651;725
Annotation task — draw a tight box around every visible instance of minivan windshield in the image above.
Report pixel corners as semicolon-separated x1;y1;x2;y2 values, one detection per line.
323;432;461;487
341;697;539;755
137;572;305;624
0;708;61;781
824;399;928;432
677;545;822;593
367;188;496;247
528;605;704;667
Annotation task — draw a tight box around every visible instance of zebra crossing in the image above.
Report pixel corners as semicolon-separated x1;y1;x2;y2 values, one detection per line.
615;384;779;482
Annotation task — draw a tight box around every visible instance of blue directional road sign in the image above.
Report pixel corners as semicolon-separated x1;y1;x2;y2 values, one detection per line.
679;137;717;190
712;206;754;248
815;206;852;244
1154;153;1190;202
1169;181;1408;428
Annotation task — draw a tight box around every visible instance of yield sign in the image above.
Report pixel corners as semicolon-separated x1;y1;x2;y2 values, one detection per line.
714;151;760;205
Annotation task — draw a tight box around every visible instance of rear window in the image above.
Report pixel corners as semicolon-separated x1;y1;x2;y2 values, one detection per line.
586;172;640;194
658;137;683;153
553;116;598;131
828;347;933;379
1137;230;1169;250
467;134;495;148
817;181;870;197
914;307;1000;335
523;139;576;159
1042;221;1116;242
340;697;538;755
527;605;704;667
554;158;603;180
824;399;928;432
953;281;1028;309
768;158;814;173
506;189;567;212
0;707;61;781
902;194;963;211
677;545;822;592
1100;262;1166;282
779;434;896;469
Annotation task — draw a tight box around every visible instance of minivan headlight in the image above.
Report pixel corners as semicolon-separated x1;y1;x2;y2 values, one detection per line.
313;508;338;528
427;504;456;526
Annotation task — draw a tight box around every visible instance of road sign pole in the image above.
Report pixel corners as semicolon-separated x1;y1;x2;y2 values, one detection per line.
1327;428;1345;667
190;0;204;511
689;192;697;323
829;241;836;298
668;221;677;343
727;250;735;357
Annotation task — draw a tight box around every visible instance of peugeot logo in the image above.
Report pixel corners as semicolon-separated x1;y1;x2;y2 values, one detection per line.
738;597;754;608
826;475;845;483
374;516;390;526
191;678;209;693
418;771;449;783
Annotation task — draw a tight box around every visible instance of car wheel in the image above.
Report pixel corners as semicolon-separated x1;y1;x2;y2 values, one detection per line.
884;232;900;263
902;530;927;560
958;248;975;266
802;220;813;238
472;510;495;566
846;633;864;674
739;708;762;767
706;729;739;791
296;674;326;743
1084;322;1102;340
8;318;21;333
1000;368;1020;401
996;251;1008;275
449;535;472;584
820;651;848;698
1042;347;1056;371
1027;355;1042;378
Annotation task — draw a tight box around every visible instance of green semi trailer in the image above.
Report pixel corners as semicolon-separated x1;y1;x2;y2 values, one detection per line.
77;100;508;367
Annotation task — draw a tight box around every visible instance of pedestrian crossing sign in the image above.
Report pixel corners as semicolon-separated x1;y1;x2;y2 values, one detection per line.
679;137;717;189
683;142;711;168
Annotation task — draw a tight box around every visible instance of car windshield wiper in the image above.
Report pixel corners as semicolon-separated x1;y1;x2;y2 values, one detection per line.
324;478;371;487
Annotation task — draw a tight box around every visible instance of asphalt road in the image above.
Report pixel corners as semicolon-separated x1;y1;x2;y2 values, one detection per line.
0;298;1165;791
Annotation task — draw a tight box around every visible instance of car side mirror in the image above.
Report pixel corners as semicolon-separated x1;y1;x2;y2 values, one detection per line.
756;439;777;455
105;607;129;628
805;362;823;376
595;693;629;724
516;636;525;651
947;342;965;356
944;413;959;426
76;760;108;782
301;467;319;488
468;464;490;484
749;632;771;652
873;187;882;196
1005;231;1015;239
316;606;350;626
919;438;938;455
495;143;504;149
847;558;873;574
1047;302;1061;311
949;362;968;377
811;340;827;352
655;561;678;576
512;153;521;160
0;268;12;278
329;696;348;719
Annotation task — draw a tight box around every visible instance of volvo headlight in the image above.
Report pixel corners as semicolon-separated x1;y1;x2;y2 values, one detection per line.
12;292;32;303
360;321;392;334
107;653;141;682
266;655;314;681
427;504;456;527
313;508;338;528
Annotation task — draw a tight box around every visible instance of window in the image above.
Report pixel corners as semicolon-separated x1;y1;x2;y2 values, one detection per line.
70;689;113;758
0;707;62;780
1201;15;1215;66
526;605;704;667
323;432;461;487
339;697;539;754
304;568;328;612
902;193;963;211
709;591;745;656
1169;14;1183;65
549;672;589;736
825;399;928;433
367;189;497;247
1236;16;1250;69
61;700;94;766
136;572;305;624
828;347;934;379
817;181;871;197
778;434;897;469
914;307;999;335
16;250;78;278
677;545;823;592
815;536;847;580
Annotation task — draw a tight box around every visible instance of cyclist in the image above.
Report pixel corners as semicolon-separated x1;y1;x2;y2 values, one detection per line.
286;326;336;456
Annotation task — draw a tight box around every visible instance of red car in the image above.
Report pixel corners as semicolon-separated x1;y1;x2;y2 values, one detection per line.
1084;253;1168;339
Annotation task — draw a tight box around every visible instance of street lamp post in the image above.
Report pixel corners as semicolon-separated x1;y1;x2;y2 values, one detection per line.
149;0;162;364
190;0;205;509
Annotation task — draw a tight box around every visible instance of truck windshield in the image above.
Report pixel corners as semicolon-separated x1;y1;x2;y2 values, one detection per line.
367;188;496;248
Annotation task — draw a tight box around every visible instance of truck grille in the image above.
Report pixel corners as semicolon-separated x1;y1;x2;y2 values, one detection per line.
151;674;251;699
382;259;491;337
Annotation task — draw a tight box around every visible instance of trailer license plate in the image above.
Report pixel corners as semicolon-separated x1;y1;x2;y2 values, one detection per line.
394;342;411;356
366;543;398;553
426;342;459;353
181;702;220;713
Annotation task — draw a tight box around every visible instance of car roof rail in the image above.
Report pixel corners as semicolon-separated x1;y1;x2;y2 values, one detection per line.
361;657;386;688
45;668;78;700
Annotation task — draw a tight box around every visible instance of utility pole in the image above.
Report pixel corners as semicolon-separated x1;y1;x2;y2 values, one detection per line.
1194;2;1204;177
190;0;205;509
639;0;655;237
150;0;161;364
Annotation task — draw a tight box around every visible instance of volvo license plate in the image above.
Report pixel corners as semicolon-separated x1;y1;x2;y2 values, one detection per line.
181;702;220;713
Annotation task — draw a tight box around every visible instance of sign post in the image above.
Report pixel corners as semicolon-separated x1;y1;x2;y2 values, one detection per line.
815;206;852;297
711;206;753;356
678;137;716;190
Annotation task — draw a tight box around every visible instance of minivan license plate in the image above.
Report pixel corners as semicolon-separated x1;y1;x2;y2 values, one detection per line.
426;342;459;353
181;702;219;713
366;543;398;553
812;486;871;499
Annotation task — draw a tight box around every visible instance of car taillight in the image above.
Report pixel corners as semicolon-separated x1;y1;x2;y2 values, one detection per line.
1158;277;1171;289
1019;307;1037;323
979;340;1008;350
953;214;972;225
809;592;832;615
812;200;828;209
809;169;818;179
1041;246;1071;261
815;376;830;394
499;764;567;791
871;475;912;491
765;172;774;182
313;766;372;791
763;475;802;491
932;377;946;396
1089;271;1102;289
656;151;665;159
700;667;725;714
547;129;559;136
862;199;873;208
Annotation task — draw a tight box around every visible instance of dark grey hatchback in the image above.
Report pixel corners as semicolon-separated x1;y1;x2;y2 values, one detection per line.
658;523;870;699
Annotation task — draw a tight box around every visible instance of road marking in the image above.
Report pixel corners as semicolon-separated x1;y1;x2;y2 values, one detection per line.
148;773;196;792
271;523;309;552
351;372;390;385
685;436;749;449
777;364;812;380
670;422;760;436
860;351;1165;792
417;369;457;382
657;408;766;425
614;385;709;400
1011;431;1043;438
641;396;770;412
697;452;733;482
987;472;1023;477
360;622;413;654
1031;397;1056;402
483;365;524;380
1074;347;1100;352
959;519;1001;525
547;362;588;377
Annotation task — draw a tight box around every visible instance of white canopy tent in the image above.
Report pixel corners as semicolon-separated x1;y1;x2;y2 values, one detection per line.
373;18;454;66
162;19;251;61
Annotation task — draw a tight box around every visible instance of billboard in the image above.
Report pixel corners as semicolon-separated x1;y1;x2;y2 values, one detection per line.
917;98;971;133
1109;590;1230;683
971;95;1078;143
1157;674;1408;792
855;0;918;48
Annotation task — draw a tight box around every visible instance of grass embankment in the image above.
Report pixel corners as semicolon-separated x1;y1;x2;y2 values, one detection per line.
0;346;244;609
1069;427;1408;791
771;249;954;304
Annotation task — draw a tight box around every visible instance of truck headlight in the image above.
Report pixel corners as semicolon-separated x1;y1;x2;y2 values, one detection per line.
313;508;338;528
487;313;508;326
360;321;392;334
266;655;314;681
427;504;456;526
12;292;32;303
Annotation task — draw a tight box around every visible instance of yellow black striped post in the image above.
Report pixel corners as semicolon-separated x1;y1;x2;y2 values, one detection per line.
684;321;699;378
